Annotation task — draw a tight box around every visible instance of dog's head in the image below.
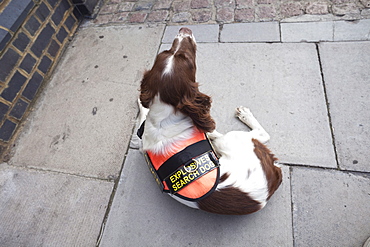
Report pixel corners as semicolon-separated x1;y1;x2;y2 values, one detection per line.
140;27;215;133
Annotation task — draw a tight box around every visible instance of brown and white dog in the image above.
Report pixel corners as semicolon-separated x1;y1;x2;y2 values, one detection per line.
137;27;282;215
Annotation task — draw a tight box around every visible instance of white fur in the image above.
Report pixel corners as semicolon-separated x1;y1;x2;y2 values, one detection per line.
141;95;195;155
163;56;174;75
209;130;269;206
209;107;271;205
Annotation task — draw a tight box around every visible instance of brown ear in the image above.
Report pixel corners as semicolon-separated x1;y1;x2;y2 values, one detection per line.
139;70;157;108
177;88;216;133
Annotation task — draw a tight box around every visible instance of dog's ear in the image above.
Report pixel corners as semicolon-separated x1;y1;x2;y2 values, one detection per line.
157;57;215;133
177;85;216;133
139;70;157;108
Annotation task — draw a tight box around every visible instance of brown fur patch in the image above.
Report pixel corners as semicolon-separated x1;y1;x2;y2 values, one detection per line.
198;187;262;215
219;173;230;183
252;138;282;199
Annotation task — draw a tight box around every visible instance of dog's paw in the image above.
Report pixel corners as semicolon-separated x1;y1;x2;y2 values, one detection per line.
236;106;258;128
236;106;253;120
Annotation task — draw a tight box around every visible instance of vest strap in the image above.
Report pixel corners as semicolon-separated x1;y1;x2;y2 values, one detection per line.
156;140;212;181
137;121;145;139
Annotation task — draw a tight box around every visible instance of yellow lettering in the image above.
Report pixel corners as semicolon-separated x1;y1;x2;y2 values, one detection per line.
170;174;177;183
185;162;197;173
200;166;206;173
190;162;197;170
198;156;205;163
172;183;178;191
198;155;211;164
206;155;211;162
190;162;196;169
168;157;218;193
175;181;181;191
180;179;186;187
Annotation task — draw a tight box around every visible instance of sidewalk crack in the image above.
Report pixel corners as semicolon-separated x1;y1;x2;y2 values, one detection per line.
96;115;139;246
289;166;296;247
315;43;340;169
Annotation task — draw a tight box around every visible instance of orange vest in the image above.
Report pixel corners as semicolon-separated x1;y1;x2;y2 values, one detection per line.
146;128;219;200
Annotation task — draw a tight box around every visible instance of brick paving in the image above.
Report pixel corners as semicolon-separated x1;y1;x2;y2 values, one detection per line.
93;0;370;25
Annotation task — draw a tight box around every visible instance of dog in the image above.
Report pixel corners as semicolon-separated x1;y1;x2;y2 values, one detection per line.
136;27;282;215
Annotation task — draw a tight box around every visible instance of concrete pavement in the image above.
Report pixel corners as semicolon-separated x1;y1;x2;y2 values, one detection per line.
1;18;370;247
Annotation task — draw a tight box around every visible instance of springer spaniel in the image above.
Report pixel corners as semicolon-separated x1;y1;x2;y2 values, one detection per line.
137;27;282;215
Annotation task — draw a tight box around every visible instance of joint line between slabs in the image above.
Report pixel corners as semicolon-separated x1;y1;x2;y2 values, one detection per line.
96;119;138;246
315;43;340;170
289;166;296;247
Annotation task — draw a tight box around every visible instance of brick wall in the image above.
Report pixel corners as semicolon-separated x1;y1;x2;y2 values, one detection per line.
0;0;98;158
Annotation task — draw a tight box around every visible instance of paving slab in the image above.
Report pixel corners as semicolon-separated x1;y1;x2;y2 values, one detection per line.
162;24;219;43
194;43;336;167
281;14;354;23
291;167;370;246
281;20;370;43
99;149;293;246
8;24;165;179
159;43;172;53
281;21;333;42
0;163;113;246
220;22;280;42
319;42;370;172
334;19;370;41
